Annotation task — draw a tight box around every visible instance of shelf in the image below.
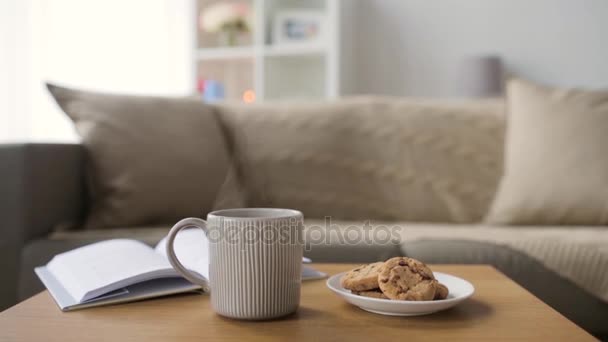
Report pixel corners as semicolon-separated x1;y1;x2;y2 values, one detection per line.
193;0;340;100
196;47;254;61
197;44;326;60
264;54;326;100
263;44;326;57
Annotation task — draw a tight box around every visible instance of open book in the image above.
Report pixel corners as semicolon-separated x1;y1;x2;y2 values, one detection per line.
35;229;326;311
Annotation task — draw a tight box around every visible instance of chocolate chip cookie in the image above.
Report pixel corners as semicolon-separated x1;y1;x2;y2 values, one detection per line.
378;257;437;301
340;262;384;291
352;289;388;299
434;282;449;300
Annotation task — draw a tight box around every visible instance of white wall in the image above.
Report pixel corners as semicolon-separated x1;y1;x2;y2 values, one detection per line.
0;0;194;143
0;0;30;141
343;0;608;97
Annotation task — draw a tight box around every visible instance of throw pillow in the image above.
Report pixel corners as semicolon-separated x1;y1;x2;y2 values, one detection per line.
216;97;505;222
47;83;244;229
486;79;608;225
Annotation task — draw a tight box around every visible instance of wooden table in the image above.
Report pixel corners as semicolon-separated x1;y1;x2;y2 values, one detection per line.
0;264;595;341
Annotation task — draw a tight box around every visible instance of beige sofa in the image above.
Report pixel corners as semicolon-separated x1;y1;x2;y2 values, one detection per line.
1;96;607;338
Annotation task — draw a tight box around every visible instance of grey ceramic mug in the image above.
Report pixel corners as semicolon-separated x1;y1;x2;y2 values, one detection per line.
166;208;304;320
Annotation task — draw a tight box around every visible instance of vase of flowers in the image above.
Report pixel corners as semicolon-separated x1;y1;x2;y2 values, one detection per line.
200;2;252;46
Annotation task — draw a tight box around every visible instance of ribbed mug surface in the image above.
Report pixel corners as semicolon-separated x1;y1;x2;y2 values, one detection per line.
207;208;303;320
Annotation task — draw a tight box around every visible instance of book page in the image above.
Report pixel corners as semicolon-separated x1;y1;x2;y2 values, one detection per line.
47;239;176;303
154;229;324;281
155;228;209;279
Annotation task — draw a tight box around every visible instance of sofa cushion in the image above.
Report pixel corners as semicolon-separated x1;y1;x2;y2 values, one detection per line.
486;79;608;225
401;240;608;337
303;219;608;303
47;84;244;229
216;97;505;222
18;221;608;307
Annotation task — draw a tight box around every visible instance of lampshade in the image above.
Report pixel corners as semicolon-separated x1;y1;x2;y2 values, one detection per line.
456;56;503;98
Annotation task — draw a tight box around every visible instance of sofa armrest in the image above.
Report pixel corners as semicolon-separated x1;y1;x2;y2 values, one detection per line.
0;143;86;241
0;143;85;309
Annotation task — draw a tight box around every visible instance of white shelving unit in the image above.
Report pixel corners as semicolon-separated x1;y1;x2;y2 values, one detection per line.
263;44;326;57
196;47;254;61
193;0;340;102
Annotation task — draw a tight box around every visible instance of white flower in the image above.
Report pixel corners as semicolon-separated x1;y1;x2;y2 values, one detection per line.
200;2;251;33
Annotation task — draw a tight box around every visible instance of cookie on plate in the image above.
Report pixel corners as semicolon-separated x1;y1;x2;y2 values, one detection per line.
434;282;449;300
352;289;388;299
340;262;385;291
378;257;437;301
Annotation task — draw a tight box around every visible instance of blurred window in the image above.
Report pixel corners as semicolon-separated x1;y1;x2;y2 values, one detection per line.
0;0;192;142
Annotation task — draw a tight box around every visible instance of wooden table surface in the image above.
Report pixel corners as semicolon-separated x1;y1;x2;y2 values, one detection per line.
0;264;595;341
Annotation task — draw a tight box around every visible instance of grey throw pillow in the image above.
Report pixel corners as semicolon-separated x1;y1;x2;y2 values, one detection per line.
48;83;244;229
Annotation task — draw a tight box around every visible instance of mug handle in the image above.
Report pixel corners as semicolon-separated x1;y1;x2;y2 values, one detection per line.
166;217;210;292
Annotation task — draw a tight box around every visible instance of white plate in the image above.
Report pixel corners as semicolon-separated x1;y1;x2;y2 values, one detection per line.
326;271;475;316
